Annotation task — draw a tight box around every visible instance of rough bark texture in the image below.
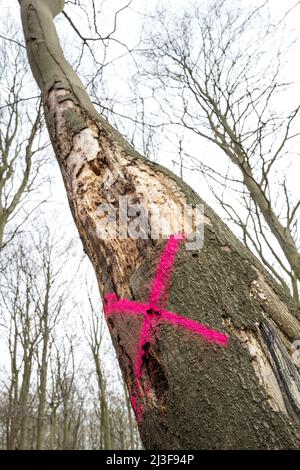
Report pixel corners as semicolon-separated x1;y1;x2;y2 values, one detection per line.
19;0;300;449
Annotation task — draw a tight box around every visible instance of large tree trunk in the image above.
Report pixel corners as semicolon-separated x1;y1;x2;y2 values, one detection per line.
93;352;112;450
19;0;300;449
36;265;50;450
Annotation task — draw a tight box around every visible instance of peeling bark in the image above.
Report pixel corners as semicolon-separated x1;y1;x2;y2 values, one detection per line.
19;0;300;449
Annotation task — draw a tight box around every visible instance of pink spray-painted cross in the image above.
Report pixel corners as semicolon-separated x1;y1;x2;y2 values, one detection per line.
104;234;229;422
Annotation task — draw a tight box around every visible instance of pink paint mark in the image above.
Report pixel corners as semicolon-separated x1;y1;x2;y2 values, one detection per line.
103;234;229;422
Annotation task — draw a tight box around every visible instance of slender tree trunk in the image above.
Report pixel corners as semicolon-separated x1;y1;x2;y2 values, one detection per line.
0;217;5;251
36;269;50;450
118;418;125;450
72;407;83;450
124;378;135;450
62;399;70;450
19;0;300;449
7;323;19;450
18;356;32;449
50;406;57;450
36;336;49;449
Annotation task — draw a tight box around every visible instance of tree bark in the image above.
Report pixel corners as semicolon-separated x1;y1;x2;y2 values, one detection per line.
19;0;300;449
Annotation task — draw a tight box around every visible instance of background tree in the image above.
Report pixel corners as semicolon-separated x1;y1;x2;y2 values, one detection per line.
0;20;47;253
135;0;300;304
0;228;138;449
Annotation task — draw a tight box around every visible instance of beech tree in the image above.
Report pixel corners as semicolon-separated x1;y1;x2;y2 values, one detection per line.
0;29;43;252
83;293;112;450
18;0;300;449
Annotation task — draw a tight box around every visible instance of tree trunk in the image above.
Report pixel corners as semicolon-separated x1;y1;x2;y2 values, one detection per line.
0;217;5;252
19;0;300;449
36;268;50;450
62;396;71;450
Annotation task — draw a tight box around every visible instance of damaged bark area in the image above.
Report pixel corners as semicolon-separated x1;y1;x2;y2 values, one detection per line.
19;0;300;448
